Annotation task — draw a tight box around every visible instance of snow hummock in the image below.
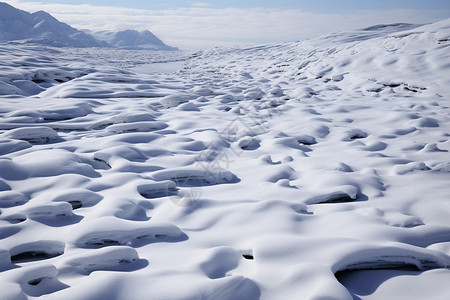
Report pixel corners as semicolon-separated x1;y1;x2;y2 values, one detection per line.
0;18;449;299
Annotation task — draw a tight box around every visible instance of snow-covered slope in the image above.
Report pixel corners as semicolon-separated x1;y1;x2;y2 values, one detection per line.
0;2;176;50
0;2;107;47
0;1;35;40
90;29;178;51
0;19;449;300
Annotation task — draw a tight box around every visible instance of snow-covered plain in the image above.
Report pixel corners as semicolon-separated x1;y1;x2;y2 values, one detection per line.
0;19;450;300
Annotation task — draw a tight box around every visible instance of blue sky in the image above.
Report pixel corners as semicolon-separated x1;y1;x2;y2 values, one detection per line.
5;0;450;49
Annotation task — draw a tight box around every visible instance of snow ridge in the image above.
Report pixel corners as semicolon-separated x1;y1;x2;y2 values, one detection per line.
0;2;176;50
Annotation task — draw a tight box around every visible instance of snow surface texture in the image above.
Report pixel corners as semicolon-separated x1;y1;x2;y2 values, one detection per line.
0;20;450;299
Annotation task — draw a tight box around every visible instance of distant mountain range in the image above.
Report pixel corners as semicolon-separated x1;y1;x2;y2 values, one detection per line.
85;29;178;51
0;2;177;50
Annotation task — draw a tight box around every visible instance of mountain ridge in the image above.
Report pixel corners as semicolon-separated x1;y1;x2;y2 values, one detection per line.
0;2;177;50
86;29;178;51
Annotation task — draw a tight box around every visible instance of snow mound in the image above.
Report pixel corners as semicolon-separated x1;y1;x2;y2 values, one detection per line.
70;217;184;248
2;126;59;144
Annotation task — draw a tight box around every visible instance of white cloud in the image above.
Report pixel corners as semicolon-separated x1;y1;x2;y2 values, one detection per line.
4;0;450;49
190;2;212;8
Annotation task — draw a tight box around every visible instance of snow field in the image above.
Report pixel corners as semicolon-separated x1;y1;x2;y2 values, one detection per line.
0;20;449;299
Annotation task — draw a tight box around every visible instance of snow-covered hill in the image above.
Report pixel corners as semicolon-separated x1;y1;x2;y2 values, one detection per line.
0;18;449;300
0;2;107;47
0;2;176;50
88;29;178;51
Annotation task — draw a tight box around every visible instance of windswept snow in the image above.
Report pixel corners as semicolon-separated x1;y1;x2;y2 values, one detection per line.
0;19;449;299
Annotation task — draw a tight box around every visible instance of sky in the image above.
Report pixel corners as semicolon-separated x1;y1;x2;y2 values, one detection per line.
4;0;450;49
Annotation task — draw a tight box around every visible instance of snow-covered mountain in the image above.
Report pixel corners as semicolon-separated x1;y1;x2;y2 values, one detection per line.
89;29;178;51
0;2;177;50
0;2;107;47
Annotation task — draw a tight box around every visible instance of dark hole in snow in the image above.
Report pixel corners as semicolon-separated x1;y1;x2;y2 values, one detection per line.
404;85;427;93
6;216;27;224
28;278;44;286
32;79;46;83
299;141;315;146
243;254;254;260
350;134;366;140
335;263;420;281
318;193;356;204
88;239;121;246
404;86;418;93
383;83;401;88
68;200;82;209
93;157;112;169
43;117;72;122
119;259;134;264
54;79;65;83
367;88;383;93
139;189;177;199
11;251;63;262
297;139;316;146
